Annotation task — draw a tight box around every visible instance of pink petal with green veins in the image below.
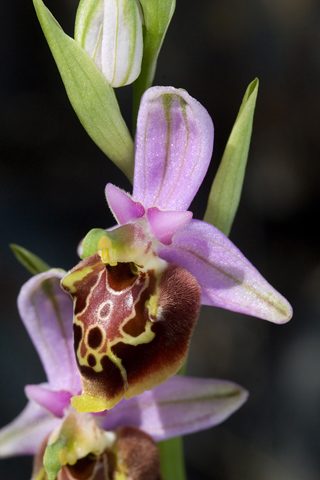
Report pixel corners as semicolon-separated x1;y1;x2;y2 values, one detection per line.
147;207;192;245
25;384;73;418
105;183;145;224
157;219;293;323
18;270;81;393
0;402;60;457
133;86;214;211
100;376;248;441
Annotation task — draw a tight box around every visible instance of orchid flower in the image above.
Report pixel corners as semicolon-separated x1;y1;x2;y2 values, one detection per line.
61;86;292;414
0;269;248;479
105;86;292;323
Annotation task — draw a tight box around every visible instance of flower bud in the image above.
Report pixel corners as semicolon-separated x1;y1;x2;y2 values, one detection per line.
61;224;201;413
75;0;143;87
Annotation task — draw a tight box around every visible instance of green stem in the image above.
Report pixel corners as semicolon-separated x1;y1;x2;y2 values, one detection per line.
157;361;188;479
158;436;187;480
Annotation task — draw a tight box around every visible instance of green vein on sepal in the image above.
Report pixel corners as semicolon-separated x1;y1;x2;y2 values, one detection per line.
10;244;51;275
204;78;259;237
33;0;134;181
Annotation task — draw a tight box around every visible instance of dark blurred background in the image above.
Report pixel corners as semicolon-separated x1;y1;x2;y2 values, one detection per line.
1;0;320;478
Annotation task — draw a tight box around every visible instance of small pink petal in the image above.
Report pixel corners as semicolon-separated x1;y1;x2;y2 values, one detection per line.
25;384;73;418
106;183;145;224
147;208;192;245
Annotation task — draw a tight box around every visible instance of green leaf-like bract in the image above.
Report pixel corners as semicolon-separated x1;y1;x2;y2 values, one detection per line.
33;0;134;180
10;244;51;275
203;78;259;236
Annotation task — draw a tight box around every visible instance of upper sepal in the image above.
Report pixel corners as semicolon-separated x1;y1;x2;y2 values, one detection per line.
133;86;214;211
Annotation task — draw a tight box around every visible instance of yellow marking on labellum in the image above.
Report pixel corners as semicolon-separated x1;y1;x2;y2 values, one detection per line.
113;462;128;480
145;293;160;318
115;319;155;348
73;320;106;372
61;265;99;293
106;343;128;388
71;392;115;413
113;273;157;345
76;318;155;373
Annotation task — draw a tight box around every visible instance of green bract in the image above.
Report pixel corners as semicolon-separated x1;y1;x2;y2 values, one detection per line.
10;244;51;275
33;0;134;180
204;78;259;236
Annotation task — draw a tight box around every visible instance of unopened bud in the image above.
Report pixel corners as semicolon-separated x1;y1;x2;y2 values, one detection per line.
75;0;143;87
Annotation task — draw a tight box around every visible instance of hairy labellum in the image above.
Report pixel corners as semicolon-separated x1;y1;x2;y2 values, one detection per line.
61;248;201;413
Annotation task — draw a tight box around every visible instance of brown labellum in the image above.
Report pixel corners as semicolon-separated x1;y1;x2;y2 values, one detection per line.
61;251;201;413
108;426;162;480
